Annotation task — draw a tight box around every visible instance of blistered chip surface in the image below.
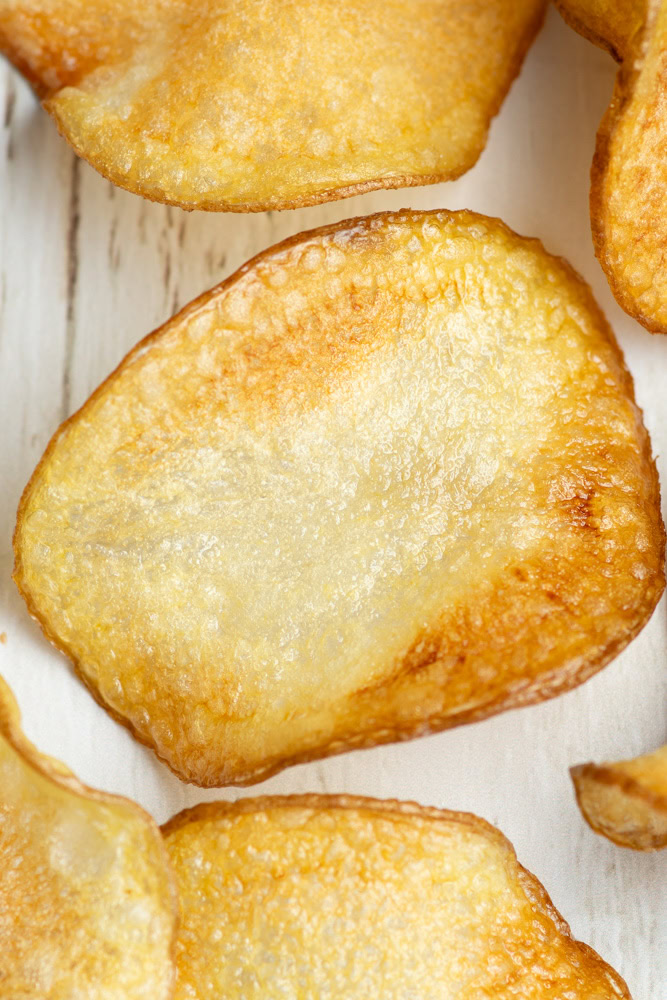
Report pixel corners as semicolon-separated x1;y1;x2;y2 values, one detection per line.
1;0;545;209
14;210;665;785
163;795;631;998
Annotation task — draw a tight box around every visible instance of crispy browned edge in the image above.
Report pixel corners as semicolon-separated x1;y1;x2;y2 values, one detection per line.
552;1;624;60
161;792;632;997
571;760;667;849
556;2;667;334
12;208;665;788
0;672;179;992
0;3;546;212
588;44;667;334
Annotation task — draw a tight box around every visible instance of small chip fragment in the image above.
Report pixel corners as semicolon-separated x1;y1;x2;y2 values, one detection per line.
572;743;667;850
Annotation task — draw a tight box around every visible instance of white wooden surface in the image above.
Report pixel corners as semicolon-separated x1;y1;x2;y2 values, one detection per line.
0;9;665;997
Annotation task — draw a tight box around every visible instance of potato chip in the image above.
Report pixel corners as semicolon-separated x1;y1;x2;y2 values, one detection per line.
556;0;667;334
163;795;632;999
0;0;545;210
0;673;176;997
572;744;667;850
14;210;665;786
554;0;643;59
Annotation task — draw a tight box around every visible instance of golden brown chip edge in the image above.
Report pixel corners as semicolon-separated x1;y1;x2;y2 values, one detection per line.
553;1;616;57
12;209;665;787
2;3;546;211
571;759;667;850
553;0;643;61
161;792;632;999
588;50;667;335
556;1;667;334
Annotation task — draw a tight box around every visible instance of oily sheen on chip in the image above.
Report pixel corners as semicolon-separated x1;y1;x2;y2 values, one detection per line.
162;794;632;999
572;743;667;850
0;0;545;210
0;674;176;998
556;0;667;333
14;210;665;786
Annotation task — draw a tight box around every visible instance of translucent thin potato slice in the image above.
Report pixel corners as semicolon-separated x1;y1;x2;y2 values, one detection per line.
572;744;667;850
554;0;644;59
0;0;545;210
13;210;665;787
0;673;176;998
162;795;631;999
556;0;667;334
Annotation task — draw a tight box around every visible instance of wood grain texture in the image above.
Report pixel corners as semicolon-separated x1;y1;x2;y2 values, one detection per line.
0;9;665;997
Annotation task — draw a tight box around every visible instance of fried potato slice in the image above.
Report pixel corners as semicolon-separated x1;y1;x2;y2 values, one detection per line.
572;744;667;850
13;210;665;787
554;0;644;59
162;794;631;999
0;0;545;210
0;673;176;997
590;0;667;333
556;0;667;333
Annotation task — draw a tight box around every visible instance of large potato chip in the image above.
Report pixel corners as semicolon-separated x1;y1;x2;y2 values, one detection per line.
13;210;665;787
556;0;667;334
572;744;667;850
0;1;545;210
0;673;176;997
162;794;632;998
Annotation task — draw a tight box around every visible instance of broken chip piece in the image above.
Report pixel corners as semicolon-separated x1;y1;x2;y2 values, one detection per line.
162;794;632;998
13;210;665;786
571;743;667;850
556;0;667;333
0;673;176;997
0;0;545;210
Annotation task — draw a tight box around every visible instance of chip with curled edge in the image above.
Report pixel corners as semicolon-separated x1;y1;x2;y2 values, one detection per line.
13;210;665;787
555;0;667;334
0;673;177;998
0;0;545;210
162;794;632;998
572;743;667;850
